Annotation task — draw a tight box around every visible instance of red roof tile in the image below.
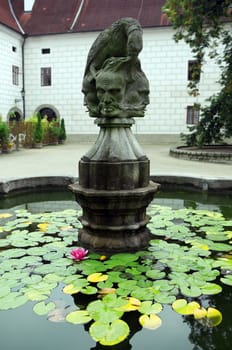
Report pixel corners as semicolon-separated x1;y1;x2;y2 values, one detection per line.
1;0;168;36
0;0;22;32
15;0;84;35
74;0;168;32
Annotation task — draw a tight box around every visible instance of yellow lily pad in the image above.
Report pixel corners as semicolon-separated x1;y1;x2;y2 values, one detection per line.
172;299;200;315
206;307;222;327
37;223;50;232
63;284;81;295
139;314;162;330
0;213;13;219
87;273;108;283
99;255;107;261
98;288;116;296
119;297;141;311
193;307;207;320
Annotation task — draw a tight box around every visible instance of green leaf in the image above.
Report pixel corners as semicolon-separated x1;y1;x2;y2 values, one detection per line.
0;292;28;310
201;283;222;295
33;301;56;316
154;293;176;304
24;289;49;301
89;320;130;346
131;287;155;301
138;301;163;315
220;275;232;286
81;286;98;295
66;310;92;324
180;285;202;298
87;299;124;322
0;286;11;298
0;248;26;258
146;270;166;280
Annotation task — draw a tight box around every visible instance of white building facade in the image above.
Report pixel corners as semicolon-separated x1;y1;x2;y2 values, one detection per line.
0;6;222;142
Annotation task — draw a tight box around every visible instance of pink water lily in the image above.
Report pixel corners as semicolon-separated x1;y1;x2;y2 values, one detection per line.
70;247;88;261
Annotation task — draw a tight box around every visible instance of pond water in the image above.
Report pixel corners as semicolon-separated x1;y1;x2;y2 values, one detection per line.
0;189;231;350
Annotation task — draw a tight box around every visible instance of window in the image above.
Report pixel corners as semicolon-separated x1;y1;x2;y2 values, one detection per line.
186;106;200;125
188;60;201;81
12;65;19;85
41;67;51;86
41;48;50;54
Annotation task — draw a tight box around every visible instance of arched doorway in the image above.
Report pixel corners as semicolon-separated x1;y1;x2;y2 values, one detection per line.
38;107;59;122
7;108;23;121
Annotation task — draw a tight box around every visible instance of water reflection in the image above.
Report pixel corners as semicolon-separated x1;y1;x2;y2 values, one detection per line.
0;189;231;349
186;286;232;350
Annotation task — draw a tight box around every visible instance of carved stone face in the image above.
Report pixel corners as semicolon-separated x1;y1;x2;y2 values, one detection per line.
124;73;150;117
96;71;126;117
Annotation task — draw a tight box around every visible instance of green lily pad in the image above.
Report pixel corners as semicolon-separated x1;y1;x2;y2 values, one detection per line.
33;301;56;316
220;275;232;286
66;310;92;324
0;292;28;310
89;319;130;346
0;286;11;298
146;270;166;280
87;299;124;322
81;286;98;295
0;248;26;258
201;283;222;295
138;301;163;315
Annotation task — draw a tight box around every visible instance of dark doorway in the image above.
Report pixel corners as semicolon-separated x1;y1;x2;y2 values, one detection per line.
39;108;57;122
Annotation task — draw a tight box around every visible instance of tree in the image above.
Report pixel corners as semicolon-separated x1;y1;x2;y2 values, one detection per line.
59;118;67;143
163;0;232;146
33;112;43;144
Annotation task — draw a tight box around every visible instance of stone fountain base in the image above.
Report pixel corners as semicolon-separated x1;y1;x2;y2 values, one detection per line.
70;117;160;252
70;181;159;252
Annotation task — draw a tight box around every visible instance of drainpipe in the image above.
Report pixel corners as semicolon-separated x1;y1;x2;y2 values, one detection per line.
21;36;26;119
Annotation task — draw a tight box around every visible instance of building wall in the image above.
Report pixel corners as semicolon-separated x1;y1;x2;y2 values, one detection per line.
137;27;221;136
0;24;24;120
1;25;221;139
24;31;98;134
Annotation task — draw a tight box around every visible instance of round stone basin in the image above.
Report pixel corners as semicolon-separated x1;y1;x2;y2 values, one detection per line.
0;188;231;349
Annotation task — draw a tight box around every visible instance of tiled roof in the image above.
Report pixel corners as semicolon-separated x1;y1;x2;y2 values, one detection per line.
0;0;22;32
12;0;84;35
1;0;169;36
74;0;169;32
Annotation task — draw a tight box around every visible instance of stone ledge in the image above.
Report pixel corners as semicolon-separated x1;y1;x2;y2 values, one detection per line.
0;176;77;195
0;175;232;196
151;175;232;193
170;145;232;164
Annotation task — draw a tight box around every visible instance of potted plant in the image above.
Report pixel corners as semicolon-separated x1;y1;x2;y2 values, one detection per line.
0;118;10;153
41;116;49;145
58;118;66;144
48;120;60;145
33;113;43;148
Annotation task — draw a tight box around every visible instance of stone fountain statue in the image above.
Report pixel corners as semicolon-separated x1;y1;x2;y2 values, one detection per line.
70;18;159;252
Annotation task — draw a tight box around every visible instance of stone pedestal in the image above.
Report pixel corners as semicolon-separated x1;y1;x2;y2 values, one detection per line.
70;117;159;252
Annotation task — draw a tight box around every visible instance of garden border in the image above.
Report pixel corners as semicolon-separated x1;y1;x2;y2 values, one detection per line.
170;146;232;164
